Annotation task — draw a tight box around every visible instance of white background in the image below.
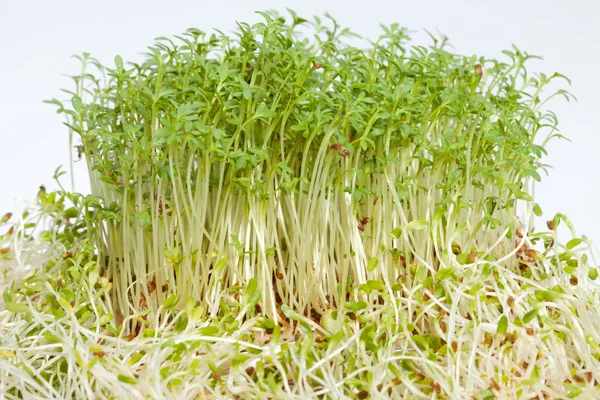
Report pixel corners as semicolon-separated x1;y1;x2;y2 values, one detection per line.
1;1;598;245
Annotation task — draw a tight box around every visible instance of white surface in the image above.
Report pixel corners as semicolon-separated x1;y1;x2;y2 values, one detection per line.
1;0;598;244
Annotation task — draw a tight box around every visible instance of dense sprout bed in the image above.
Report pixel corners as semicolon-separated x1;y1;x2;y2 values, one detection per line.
1;11;599;400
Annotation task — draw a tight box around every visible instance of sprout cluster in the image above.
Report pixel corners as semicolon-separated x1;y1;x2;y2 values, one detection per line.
1;10;599;400
49;11;569;322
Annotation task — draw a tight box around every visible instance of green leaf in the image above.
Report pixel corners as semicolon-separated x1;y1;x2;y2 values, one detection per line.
63;207;79;219
214;256;228;273
413;335;428;350
211;127;226;140
59;297;73;312
367;257;379;272
115;55;124;71
88;267;99;287
136;211;151;229
406;220;428;230
99;313;113;326
589;268;598;281
366;280;385;291
522;308;538;323
71;95;83;113
163;294;179;310
117;375;137;385
533;203;543;217
496;315;508;335
389;227;402;239
468;283;482;295
258;108;276;119
6;302;30;314
456;253;470;265
153;128;171;139
358;284;372;294
436;267;454;280
515;190;533;201
198;326;219;336
345;301;368;312
244;278;258;303
281;304;302;321
218;63;229;85
566;238;582;249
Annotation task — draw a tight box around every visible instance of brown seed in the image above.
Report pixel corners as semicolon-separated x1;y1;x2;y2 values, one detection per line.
93;351;106;358
245;367;255;377
525;249;540;260
315;62;322;69
586;371;593;382
57;280;64;287
516;229;523;238
474;64;483;77
147;278;157;294
399;255;406;268
329;143;343;152
139;292;147;308
573;375;585;383
439;321;447;333
489;378;500;391
0;248;8;254
526;327;534;336
431;382;441;393
373;195;379;205
451;341;458;352
328;143;350;157
275;270;283;280
469;250;477;263
452;242;462;255
507;296;515;307
276;133;288;144
7;226;14;235
484;333;493;346
547;220;554;231
570;276;579;286
348;312;357;321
